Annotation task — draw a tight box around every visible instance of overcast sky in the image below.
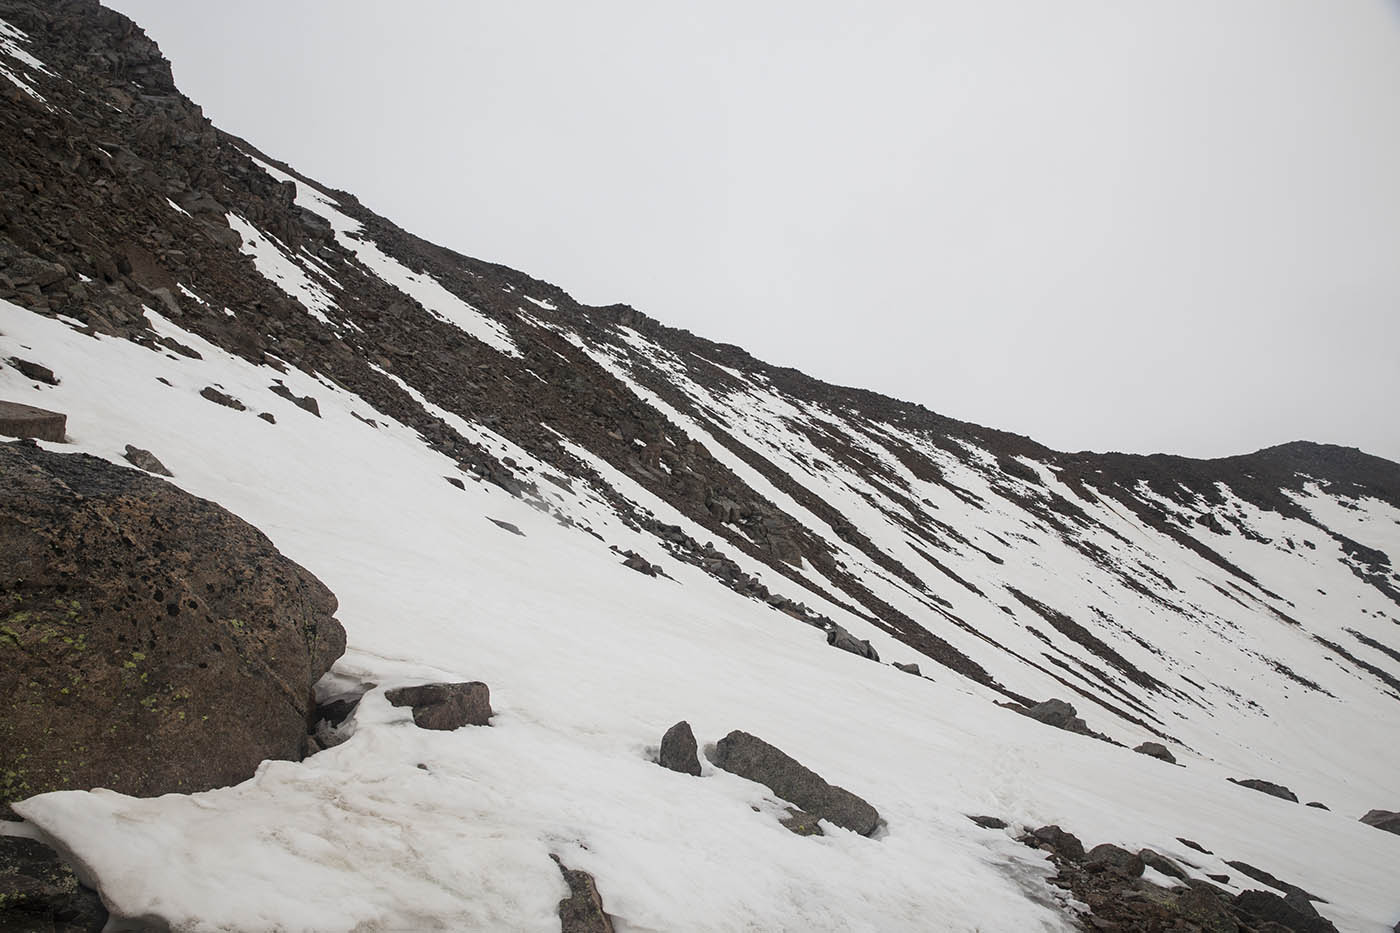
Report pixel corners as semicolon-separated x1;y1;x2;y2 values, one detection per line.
109;1;1400;462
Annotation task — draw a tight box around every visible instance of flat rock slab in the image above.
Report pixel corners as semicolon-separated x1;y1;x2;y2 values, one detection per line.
711;730;880;836
385;682;491;730
0;401;66;442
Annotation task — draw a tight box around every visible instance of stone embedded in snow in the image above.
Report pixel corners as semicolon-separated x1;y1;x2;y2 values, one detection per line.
0;835;107;932
122;443;172;476
967;815;1008;830
658;720;701;776
0;400;65;441
893;661;921;676
199;385;245;411
1023;698;1090;735
385;682;492;730
1225;860;1325;907
0;441;345;812
778;806;824;837
268;382;320;417
620;551;657;576
1028;824;1085;860
825;624;879;662
6;356;58;384
1233;889;1338;933
1228;777;1299;803
1138;849;1188;880
1359;809;1400;835
710;730;880;836
1083;843;1144;878
551;855;614;933
1133;741;1177;764
488;517;525;536
1305;801;1330;810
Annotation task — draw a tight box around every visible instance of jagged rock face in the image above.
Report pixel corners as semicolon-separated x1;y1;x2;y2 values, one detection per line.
0;440;344;811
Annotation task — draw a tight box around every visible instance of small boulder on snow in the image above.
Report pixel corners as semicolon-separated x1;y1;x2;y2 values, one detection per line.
1359;809;1400;835
826;624;879;661
123;443;172;476
1228;777;1298;803
893;661;921;676
551;855;615;933
1028;825;1086;861
1083;843;1144;878
658;720;702;776
711;730;880;836
1023;698;1090;735
385;682;492;730
1133;741;1176;764
6;357;59;385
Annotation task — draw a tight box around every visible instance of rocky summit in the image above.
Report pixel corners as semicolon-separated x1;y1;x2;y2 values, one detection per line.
0;2;1397;931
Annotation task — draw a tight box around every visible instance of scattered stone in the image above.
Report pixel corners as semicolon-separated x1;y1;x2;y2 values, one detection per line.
710;730;880;836
893;661;921;676
0;441;344;813
1178;837;1214;855
1084;844;1144;878
0;836;107;932
658;721;702;776
1029;825;1086;861
621;551;657;576
258;411;276;424
385;682;492;730
1138;849;1188;880
1227;778;1298;802
968;815;1008;830
1233;889;1337;933
1305;801;1329;810
489;518;525;536
1206;873;1230;884
0;400;66;442
551;855;614;933
1133;741;1176;764
1358;809;1400;836
779;807;824;837
122;443;172;476
268;382;320;417
444;475;465;490
6;357;58;385
200;385;245;411
826;624;879;661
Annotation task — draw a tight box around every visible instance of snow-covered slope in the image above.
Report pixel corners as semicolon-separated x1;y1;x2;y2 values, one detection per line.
2;3;1398;930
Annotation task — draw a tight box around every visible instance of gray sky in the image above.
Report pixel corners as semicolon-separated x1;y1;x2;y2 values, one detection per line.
109;1;1400;462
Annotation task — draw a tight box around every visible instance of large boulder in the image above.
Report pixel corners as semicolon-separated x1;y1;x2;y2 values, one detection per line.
0;440;345;812
710;730;880;836
385;682;492;730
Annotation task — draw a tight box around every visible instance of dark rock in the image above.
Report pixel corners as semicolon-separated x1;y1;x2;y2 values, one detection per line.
1133;741;1176;764
1178;837;1214;855
268;383;320;417
1029;825;1085;861
444;475;465;490
258;412;276;424
1224;860;1324;905
711;730;879;835
0;442;344;813
0;836;107;932
1233;889;1338;932
200;385;245;411
122;443;172;476
385;682;491;730
1172;883;1240;933
826;624;879;661
0;400;66;442
968;815;1008;830
1360;809;1400;835
1138;849;1188;880
893;661;921;676
6;358;58;385
621;551;657;576
1304;801;1329;810
1206;873;1230;884
1227;778;1298;802
1084;843;1144;877
658;721;701;776
1024;698;1090;734
778;807;824;837
489;518;525;536
551;855;614;933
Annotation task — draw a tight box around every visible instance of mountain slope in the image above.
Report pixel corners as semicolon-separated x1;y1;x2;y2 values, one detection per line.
1;2;1398;930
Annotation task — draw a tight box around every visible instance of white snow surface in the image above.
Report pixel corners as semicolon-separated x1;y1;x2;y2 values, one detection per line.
2;300;1399;931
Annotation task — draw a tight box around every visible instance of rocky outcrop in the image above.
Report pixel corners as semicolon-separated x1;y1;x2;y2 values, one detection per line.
658;721;702;776
551;855;614;933
1228;777;1298;803
1359;809;1400;835
1134;741;1177;764
0;440;345;812
0;400;66;442
710;730;879;836
0;836;107;932
385;682;492;730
